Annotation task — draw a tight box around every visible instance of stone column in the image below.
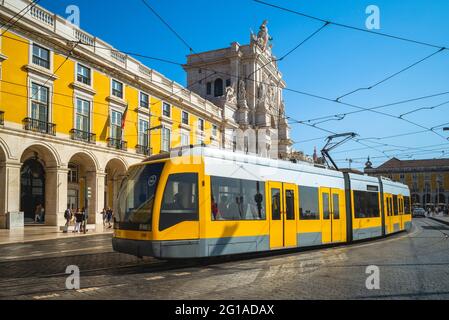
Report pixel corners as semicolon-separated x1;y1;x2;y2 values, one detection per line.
86;170;98;225
230;52;240;90
95;172;106;227
45;167;68;227
0;161;21;229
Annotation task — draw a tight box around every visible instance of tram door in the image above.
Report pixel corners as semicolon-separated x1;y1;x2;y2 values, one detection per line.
268;182;298;249
320;188;345;243
384;194;393;234
398;195;404;230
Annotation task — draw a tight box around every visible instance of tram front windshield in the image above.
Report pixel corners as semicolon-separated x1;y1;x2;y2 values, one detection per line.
116;162;165;226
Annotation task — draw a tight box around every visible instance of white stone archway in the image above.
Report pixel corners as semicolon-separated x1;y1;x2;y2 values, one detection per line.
19;143;62;226
67;151;102;225
105;158;128;216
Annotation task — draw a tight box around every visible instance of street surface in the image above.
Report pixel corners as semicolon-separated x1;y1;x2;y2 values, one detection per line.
0;218;448;300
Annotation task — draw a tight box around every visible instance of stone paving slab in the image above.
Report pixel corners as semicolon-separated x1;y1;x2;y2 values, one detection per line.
0;225;113;245
429;216;449;225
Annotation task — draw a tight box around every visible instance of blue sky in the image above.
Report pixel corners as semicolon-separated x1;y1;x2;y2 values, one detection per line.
40;0;449;170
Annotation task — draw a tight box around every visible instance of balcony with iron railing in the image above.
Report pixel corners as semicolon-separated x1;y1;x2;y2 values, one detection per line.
136;145;152;156
70;129;96;144
5;0;224;122
23;118;56;135
107;138;127;151
0;111;4;125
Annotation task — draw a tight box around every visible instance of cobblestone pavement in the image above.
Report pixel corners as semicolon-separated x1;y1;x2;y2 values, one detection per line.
1;218;448;300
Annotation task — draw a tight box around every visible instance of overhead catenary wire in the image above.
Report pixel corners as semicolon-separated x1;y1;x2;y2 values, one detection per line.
0;80;220;129
246;21;330;81
296;91;449;124
288;112;449;159
253;0;448;50
2;2;444;161
139;0;224;108
335;147;449;162
0;0;41;36
286;116;391;158
335;47;446;101
288;91;449;143
5;20;449;139
292;129;431;145
0;22;226;126
141;0;194;53
10;27;444;158
332;141;449;156
8;73;436;157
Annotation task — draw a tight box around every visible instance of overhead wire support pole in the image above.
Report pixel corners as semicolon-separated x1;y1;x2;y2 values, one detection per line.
321;132;358;171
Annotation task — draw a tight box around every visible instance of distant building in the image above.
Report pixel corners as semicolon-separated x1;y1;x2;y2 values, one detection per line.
364;157;449;208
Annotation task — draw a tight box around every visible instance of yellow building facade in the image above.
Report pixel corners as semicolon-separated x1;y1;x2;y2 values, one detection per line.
365;157;449;209
0;0;223;228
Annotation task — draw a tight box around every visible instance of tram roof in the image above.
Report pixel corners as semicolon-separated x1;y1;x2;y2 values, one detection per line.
180;146;344;178
142;146;409;191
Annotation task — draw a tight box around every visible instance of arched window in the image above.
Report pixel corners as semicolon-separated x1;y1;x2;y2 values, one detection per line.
214;78;223;97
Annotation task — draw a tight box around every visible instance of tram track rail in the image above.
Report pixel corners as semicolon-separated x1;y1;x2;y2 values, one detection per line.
1;218;446;300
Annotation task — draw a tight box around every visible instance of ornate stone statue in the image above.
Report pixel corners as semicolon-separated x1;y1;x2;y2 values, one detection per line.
267;85;275;106
257;20;269;50
251;20;272;52
279;100;286;117
225;83;237;104
238;80;247;100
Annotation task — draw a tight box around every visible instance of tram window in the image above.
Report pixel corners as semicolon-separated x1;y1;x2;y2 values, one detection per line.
159;173;199;231
299;186;319;220
285;190;295;220
333;194;340;219
393;195;399;216
271;189;281;221
322;193;330;220
354;191;380;218
387;198;391;216
116;163;165;227
404;196;411;215
210;176;265;221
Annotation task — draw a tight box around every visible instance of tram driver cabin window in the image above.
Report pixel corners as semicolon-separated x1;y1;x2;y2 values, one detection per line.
354;191;380;218
299;186;320;220
210;176;265;221
159;173;199;231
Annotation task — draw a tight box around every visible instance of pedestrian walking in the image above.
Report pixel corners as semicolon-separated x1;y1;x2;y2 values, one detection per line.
101;208;107;227
74;208;83;233
34;204;42;223
81;207;88;234
40;205;45;222
107;207;113;228
64;206;72;228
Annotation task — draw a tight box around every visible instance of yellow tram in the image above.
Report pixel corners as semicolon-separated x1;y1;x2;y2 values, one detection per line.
112;147;412;259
